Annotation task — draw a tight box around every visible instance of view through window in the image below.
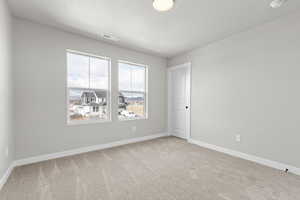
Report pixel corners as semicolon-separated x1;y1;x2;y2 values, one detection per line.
67;51;110;123
118;61;147;120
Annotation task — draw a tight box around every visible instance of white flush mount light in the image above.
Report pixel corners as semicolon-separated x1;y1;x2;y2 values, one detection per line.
153;0;174;12
270;0;287;8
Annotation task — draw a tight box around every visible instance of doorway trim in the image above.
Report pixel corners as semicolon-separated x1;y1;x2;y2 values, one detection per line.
167;62;191;140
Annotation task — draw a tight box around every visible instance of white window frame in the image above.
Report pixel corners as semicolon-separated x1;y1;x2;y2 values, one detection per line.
118;60;148;121
66;49;111;125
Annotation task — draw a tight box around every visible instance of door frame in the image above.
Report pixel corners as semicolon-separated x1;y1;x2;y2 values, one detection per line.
167;62;191;140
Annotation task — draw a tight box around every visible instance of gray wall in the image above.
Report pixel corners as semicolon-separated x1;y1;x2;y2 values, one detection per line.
168;11;300;168
13;18;167;160
0;0;14;178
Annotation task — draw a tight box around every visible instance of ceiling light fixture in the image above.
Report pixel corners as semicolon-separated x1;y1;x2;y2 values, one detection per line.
270;0;287;8
153;0;174;12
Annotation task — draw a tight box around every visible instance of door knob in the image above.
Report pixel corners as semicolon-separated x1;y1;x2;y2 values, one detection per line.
185;106;189;109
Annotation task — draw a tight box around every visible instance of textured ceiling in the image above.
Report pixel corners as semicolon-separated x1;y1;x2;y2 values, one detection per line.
8;0;300;58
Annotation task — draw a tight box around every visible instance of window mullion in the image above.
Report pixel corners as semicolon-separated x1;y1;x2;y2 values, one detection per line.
130;67;133;91
88;56;91;89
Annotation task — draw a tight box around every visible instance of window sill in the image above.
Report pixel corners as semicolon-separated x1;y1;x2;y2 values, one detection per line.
118;117;148;122
67;119;112;126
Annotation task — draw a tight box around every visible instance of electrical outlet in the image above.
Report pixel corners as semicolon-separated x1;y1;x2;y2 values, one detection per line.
132;126;137;133
235;134;241;142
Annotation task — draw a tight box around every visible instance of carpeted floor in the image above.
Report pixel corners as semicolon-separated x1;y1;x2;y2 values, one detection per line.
1;136;300;200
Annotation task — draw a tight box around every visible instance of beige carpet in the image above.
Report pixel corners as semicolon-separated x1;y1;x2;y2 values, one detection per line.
1;137;300;200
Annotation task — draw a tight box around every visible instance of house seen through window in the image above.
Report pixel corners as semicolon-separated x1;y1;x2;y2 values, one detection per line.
118;61;147;120
67;51;110;123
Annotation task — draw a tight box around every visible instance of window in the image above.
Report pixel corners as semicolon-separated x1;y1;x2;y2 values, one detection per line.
67;50;110;124
118;61;147;120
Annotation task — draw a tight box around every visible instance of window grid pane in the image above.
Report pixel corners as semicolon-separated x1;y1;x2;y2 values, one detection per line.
118;61;147;120
67;51;110;123
67;53;89;88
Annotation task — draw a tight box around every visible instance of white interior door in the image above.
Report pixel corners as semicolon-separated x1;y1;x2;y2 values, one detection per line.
168;63;191;139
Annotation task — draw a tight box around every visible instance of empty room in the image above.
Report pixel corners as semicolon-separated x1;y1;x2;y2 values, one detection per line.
1;0;300;199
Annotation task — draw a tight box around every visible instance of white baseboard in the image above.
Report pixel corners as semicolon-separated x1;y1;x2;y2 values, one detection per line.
0;133;168;191
0;163;14;191
5;134;297;191
14;133;168;167
188;138;300;176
